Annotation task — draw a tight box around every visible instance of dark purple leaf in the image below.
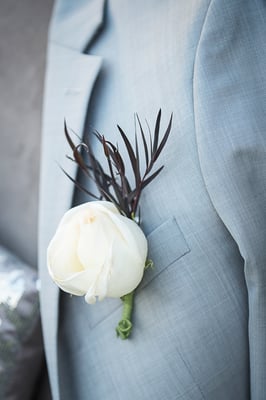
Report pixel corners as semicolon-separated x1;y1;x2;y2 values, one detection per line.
152;109;161;154
136;114;149;168
117;125;138;179
153;113;173;162
61;167;100;200
141;165;164;189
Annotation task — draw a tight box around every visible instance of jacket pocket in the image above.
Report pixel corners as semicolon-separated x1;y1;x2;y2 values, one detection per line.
87;217;190;329
138;217;191;290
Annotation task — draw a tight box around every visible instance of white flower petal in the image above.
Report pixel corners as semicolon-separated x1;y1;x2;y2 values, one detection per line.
47;223;83;280
106;238;145;297
53;267;99;296
107;212;148;261
47;201;148;301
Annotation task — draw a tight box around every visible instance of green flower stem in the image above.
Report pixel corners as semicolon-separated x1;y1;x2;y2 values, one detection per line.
116;291;135;339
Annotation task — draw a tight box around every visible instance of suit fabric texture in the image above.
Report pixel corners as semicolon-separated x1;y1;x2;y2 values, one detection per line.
39;0;266;399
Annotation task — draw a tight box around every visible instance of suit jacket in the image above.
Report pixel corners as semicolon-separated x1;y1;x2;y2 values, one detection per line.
39;0;266;399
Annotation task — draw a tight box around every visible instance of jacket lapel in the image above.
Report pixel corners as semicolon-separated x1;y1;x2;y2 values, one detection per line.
38;1;105;398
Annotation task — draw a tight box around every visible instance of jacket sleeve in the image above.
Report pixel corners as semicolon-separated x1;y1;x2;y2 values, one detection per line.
193;1;266;398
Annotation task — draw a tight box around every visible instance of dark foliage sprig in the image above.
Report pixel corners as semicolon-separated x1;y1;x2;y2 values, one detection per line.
64;110;173;220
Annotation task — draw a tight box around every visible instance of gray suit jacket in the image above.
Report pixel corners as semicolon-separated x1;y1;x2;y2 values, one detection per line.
39;0;266;399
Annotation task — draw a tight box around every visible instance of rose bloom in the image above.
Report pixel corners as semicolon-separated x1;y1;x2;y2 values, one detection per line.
47;201;147;304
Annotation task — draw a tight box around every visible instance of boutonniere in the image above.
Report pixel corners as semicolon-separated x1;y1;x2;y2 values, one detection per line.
47;110;172;339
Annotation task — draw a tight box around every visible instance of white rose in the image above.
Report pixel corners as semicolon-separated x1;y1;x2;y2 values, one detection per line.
47;201;148;304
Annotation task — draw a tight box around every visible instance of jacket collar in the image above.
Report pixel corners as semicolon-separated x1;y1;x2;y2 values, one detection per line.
50;0;105;52
38;1;105;399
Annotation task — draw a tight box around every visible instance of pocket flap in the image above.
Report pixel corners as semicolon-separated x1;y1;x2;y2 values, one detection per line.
139;217;190;289
87;217;190;329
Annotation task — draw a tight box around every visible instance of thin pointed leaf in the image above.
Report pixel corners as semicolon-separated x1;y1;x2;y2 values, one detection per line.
145;119;153;157
99;188;120;208
102;136;110;157
69;127;82;142
123;175;132;195
137;206;141;226
113;149;125;175
65;123;86;167
64;121;76;151
117;125;137;178
101;140;127;210
134;114;140;168
141;165;164;189
92;130;103;145
153;113;173;162
152;109;161;154
65;155;75;162
136;114;149;168
134;126;141;185
86;149;109;190
73;144;91;177
61;167;100;200
87;155;107;184
105;140;125;176
88;156;112;191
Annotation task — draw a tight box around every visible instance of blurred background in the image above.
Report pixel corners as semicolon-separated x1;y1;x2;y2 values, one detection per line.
0;0;53;267
0;1;54;398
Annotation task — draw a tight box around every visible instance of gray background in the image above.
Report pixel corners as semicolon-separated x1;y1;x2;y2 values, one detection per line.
0;1;54;398
0;0;53;268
